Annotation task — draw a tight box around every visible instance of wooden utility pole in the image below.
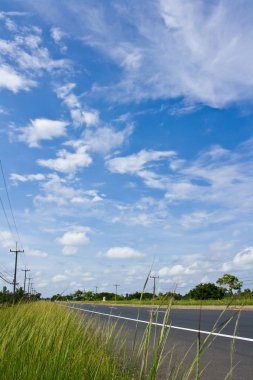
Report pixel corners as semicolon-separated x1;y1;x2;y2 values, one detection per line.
10;242;24;303
150;275;159;298
21;267;30;293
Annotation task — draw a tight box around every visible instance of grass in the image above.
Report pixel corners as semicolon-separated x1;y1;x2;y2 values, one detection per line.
0;302;134;380
0;299;241;379
70;297;253;306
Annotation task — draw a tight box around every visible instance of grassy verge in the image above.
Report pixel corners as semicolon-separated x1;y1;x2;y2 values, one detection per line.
0;302;134;380
0;300;240;379
68;298;253;306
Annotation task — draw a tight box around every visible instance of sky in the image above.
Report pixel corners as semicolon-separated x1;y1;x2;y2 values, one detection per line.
1;0;253;297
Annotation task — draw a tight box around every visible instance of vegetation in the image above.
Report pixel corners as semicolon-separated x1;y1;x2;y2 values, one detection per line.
217;273;243;294
0;286;41;304
0;299;239;379
0;302;134;380
185;283;226;300
51;273;253;305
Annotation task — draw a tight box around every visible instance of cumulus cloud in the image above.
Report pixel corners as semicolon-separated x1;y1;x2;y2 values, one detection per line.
19;118;68;147
37;145;92;175
34;174;103;206
0;64;35;92
104;246;145;259
223;247;253;271
58;227;90;255
82;124;133;154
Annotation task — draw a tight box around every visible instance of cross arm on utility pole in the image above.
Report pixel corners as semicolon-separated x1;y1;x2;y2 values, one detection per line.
150;275;159;298
10;242;24;303
113;284;120;302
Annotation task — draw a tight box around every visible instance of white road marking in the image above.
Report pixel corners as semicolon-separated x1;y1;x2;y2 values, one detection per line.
148;310;166;313
67;305;253;343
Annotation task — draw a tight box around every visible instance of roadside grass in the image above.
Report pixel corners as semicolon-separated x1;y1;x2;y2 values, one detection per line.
70;297;253;306
0;301;135;380
0;299;240;379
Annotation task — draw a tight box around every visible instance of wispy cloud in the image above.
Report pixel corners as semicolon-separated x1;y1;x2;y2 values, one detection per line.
28;0;253;107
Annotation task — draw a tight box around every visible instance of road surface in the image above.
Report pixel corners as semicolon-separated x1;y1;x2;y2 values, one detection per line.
66;303;253;379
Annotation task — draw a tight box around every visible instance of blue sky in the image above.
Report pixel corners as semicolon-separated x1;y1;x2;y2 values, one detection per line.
1;0;253;296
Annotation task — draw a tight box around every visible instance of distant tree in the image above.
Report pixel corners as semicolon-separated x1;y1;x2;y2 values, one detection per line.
216;274;242;295
163;291;182;300
186;283;226;300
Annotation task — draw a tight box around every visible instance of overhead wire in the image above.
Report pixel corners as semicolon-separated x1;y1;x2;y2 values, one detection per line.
0;160;24;251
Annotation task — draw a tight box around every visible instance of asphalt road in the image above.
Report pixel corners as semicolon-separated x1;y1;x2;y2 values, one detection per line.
67;303;253;379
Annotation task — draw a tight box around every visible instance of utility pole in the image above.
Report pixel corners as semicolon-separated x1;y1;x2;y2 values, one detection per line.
113;284;120;302
150;275;159;298
27;277;32;297
21;266;30;293
10;242;24;303
95;286;98;293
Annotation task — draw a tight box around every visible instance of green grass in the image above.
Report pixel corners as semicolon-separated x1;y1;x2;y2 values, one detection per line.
0;302;134;380
71;297;253;306
0;300;240;379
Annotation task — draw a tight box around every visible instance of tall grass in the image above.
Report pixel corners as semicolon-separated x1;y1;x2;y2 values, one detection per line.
0;299;239;379
0;302;134;380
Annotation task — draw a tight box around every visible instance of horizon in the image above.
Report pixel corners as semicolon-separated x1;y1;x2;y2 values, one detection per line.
1;0;253;297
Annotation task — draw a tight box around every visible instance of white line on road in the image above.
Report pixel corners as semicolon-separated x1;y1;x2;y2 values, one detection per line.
67;305;253;343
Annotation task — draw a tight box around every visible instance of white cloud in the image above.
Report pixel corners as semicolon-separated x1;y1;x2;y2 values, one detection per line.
59;229;90;246
58;227;90;256
0;64;35;93
51;27;65;43
34;174;103;206
52;274;68;283
37;145;92;175
107;149;175;174
82;110;100;127
19;118;68;148
0;230;13;249
233;247;253;267
104;246;145;259
55;83;99;126
223;247;253;271
209;241;234;251
83;124;133;154
10;173;45;184
25;248;48;257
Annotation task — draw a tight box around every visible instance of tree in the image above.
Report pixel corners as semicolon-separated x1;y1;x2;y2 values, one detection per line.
216;274;242;295
186;283;226;300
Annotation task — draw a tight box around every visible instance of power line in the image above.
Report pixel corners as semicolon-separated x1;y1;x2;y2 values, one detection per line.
0;160;23;250
0;271;13;285
0;195;15;237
